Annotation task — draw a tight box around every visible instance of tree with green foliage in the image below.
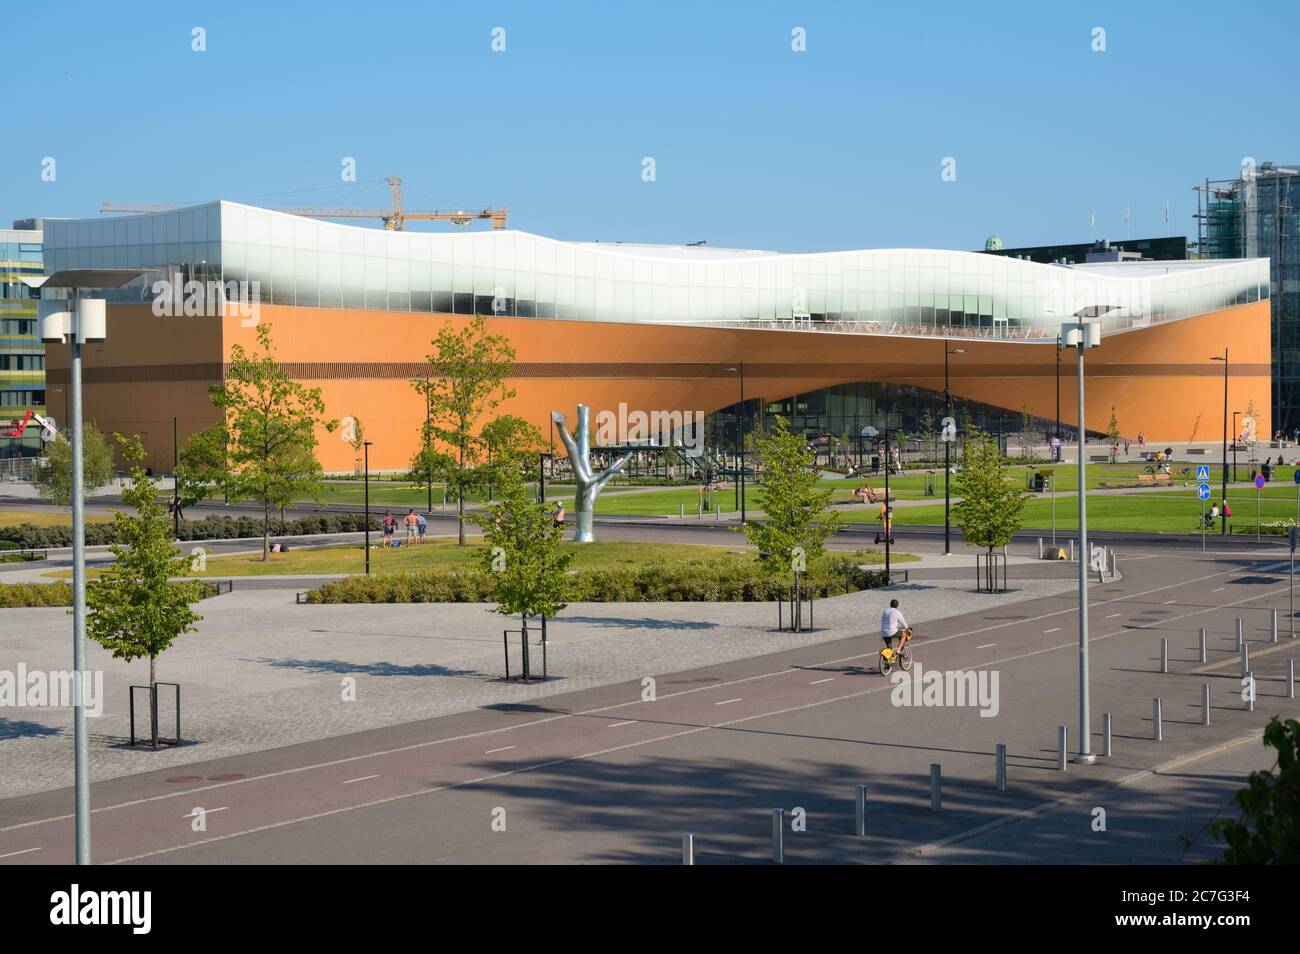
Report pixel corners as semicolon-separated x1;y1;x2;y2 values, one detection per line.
1207;717;1299;864
742;416;837;569
175;425;228;513
32;422;114;505
194;323;337;560
412;316;517;544
469;463;571;649
479;414;544;501
1020;407;1037;460
952;428;1027;558
86;436;203;688
1106;406;1121;462
344;415;365;474
918;408;937;462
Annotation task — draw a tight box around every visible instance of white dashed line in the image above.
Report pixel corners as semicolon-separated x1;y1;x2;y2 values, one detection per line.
342;775;379;784
1212;587;1225;592
715;698;743;706
809;678;834;685
1164;599;1178;604
976;643;996;649
607;721;636;728
184;807;228;818
1107;613;1123;618
484;746;516;754
1043;628;1061;634
0;847;42;859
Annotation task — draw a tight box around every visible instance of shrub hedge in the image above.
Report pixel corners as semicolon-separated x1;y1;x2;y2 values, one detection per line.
304;556;885;605
0;512;378;550
0;579;227;609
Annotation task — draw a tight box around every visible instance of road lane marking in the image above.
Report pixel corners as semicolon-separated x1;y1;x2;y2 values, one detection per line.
0;847;42;859
1163;599;1178;604
809;678;834;685
7;560;1264;839
184;807;227;817
607;721;636;728
715;698;742;705
485;746;516;754
1043;628;1061;634
976;643;996;649
342;775;379;784
1107;613;1123;618
1211;587;1224;592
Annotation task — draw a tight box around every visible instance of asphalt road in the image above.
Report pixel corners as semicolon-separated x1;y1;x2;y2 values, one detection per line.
2;543;1296;864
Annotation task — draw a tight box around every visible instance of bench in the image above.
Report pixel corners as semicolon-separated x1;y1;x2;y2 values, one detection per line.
1089;454;1110;463
1137;474;1153;483
1187;447;1208;454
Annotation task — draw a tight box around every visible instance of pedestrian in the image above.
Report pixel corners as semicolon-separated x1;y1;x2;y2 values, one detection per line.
382;510;396;546
416;511;427;543
1222;499;1232;525
1208;503;1219;528
404;508;418;545
553;501;565;529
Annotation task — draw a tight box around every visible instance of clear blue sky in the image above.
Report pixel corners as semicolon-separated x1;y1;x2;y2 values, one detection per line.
6;0;1297;252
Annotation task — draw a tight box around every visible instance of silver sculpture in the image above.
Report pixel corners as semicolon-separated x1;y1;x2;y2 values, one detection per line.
551;405;632;543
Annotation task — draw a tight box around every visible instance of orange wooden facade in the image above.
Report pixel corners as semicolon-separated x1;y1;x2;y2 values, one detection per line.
45;300;1272;473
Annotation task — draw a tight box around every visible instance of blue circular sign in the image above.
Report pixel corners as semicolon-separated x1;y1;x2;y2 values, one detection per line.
1198;484;1211;500
1294;467;1300;484
1256;474;1266;490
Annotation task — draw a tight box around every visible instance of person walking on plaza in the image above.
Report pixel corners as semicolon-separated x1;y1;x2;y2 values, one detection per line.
382;510;397;547
553;501;565;530
404;509;419;545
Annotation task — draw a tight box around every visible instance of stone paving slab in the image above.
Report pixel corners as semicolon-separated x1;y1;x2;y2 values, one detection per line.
0;570;1079;799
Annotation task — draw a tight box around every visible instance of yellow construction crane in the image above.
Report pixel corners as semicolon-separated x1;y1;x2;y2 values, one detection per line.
100;176;508;231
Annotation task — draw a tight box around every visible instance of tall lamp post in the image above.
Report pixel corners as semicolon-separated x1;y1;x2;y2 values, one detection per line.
1064;311;1106;765
363;440;373;575
1232;410;1242;484
862;425;903;582
1055;333;1062;448
723;363;747;523
34;268;147;865
1212;351;1229;535
942;343;966;555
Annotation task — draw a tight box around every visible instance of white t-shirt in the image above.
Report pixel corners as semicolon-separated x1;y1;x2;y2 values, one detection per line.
881;606;908;637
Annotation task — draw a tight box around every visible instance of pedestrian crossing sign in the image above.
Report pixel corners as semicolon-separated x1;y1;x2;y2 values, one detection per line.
1196;465;1210;481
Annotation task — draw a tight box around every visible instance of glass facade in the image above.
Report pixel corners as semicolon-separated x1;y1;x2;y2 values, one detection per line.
1;227;45;457
1200;164;1300;435
42;201;1270;344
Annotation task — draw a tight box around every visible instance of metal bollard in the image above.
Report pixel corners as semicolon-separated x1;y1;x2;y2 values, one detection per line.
1272;609;1279;644
1058;725;1067;771
995;743;1007;791
1103;712;1112;757
1153;698;1163;741
1160;637;1169;674
1290;658;1296;701
1236;617;1244;650
1241;641;1250;678
771;808;784;863
930;763;941;811
682;833;695;865
854;785;867;837
1069;539;1075;562
1245;673;1255;712
1202;684;1211;726
1038;537;1044;559
1198;627;1207;663
679;503;684;519
1109;549;1118;577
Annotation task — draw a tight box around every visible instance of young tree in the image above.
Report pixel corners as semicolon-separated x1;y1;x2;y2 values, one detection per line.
1106;407;1122;463
918;408;937;463
1208;717;1299;864
952;428;1027;561
1189;410;1203;445
469;463;571;650
344;415;365;475
742;416;838;568
174;424;228;514
413;316;517;545
86;436;203;689
199;323;337;560
32;422;114;505
1019;407;1037;460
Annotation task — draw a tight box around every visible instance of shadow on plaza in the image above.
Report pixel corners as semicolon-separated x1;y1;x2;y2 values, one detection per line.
460;748;1239;864
248;657;481;679
557;616;719;631
0;717;64;740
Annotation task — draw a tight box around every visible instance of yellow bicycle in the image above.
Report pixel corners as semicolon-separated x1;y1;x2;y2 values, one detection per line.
879;627;913;675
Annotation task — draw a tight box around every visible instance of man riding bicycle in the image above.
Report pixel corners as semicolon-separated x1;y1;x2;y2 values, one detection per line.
880;598;910;654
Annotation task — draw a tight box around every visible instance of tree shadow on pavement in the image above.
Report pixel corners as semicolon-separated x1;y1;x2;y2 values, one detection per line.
247;657;481;679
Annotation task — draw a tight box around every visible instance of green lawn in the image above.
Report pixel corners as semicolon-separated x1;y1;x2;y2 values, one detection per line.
0;509;113;529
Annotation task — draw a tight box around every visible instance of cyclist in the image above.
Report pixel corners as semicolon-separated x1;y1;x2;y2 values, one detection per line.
880;598;910;656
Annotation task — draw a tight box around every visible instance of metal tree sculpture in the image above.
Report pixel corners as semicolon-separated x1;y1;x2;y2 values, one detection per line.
551;405;632;543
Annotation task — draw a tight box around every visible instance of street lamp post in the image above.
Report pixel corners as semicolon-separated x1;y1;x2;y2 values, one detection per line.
1066;315;1103;765
34;268;147;865
1055;333;1061;448
723;363;747;523
943;343;966;555
425;374;432;513
363;440;373;576
1213;351;1229;536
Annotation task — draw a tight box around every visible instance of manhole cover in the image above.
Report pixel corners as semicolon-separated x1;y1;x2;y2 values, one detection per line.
165;775;204;784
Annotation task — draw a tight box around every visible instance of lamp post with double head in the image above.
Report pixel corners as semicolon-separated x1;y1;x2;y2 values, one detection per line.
34;268;147;865
1212;351;1229;535
363;440;373;575
943;343;966;555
